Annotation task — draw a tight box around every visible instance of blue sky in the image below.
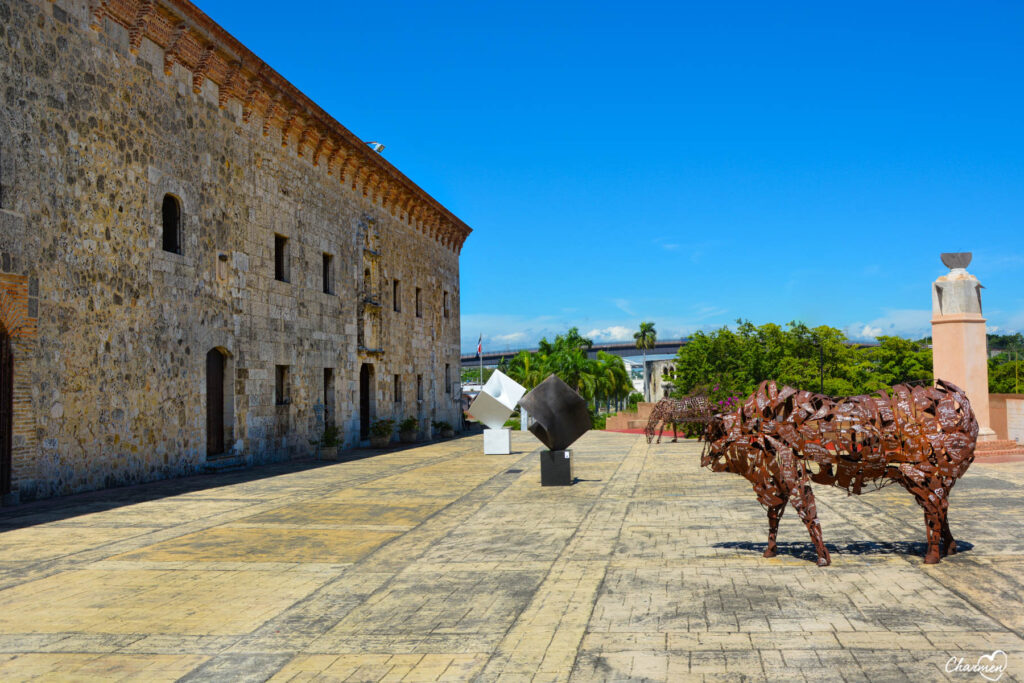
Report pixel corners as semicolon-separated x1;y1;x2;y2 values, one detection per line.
197;1;1024;353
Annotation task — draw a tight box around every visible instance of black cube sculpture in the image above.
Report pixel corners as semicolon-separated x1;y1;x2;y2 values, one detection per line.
518;375;591;486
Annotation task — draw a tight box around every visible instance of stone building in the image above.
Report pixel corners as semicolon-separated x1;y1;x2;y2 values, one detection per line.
0;0;470;502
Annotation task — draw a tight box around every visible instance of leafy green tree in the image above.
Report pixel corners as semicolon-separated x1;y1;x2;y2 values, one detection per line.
670;320;932;399
501;327;633;410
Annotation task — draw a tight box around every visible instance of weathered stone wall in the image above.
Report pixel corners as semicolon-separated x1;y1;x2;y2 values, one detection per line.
0;0;466;501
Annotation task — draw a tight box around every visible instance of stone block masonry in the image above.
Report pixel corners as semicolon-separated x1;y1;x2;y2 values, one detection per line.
0;0;470;502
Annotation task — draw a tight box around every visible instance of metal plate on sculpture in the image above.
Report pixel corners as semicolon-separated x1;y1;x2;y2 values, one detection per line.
518;374;590;451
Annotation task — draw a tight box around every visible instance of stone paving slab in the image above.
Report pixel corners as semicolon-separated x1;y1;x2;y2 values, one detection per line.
0;432;1021;681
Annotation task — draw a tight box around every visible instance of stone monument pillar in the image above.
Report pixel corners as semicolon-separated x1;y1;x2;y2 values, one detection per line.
931;252;995;440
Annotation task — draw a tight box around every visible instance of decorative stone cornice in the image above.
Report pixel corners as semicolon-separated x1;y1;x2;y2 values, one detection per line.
74;0;472;253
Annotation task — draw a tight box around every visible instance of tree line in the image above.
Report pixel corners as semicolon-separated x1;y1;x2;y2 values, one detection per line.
500;328;635;412
668;320;934;402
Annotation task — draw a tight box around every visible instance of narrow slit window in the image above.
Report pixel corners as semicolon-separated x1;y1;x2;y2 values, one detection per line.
445;364;451;394
274;234;290;282
324;368;335;426
322;253;333;294
415;287;422;318
162;194;181;254
393;279;401;312
275;365;289;405
443;291;450;318
394;374;402;403
417;374;423;402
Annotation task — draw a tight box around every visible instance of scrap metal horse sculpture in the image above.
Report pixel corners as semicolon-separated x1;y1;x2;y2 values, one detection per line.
702;379;978;565
645;394;714;444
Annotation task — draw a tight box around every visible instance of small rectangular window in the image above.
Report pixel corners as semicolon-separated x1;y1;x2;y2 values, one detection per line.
415;287;423;318
445;364;451;394
275;365;289;405
322;253;333;294
394;374;402;403
274;234;290;282
393;279;401;312
417;374;423;402
443;291;450;318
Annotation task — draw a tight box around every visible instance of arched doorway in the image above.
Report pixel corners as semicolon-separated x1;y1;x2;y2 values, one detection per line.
206;348;232;457
359;363;373;440
0;324;11;495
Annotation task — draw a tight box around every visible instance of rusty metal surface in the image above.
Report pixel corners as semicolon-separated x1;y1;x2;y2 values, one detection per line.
701;379;979;565
644;394;715;444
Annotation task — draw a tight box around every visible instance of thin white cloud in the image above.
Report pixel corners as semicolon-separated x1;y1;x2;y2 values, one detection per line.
586;326;634;342
491;332;526;344
612;298;634;316
843;309;931;341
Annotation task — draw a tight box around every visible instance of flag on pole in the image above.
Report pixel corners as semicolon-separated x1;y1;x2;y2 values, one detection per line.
477;334;483;357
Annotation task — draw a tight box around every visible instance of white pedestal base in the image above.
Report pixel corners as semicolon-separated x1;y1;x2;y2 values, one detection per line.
484;428;512;454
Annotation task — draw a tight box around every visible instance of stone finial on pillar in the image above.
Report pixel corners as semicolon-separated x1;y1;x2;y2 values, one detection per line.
931;252;995;440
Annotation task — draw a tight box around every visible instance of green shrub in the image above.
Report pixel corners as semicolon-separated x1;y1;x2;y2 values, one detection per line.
322;424;341;447
369;419;394;438
398;417;419;433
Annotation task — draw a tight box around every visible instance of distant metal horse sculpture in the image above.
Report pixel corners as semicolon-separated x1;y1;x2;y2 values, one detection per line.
702;379;978;565
645;393;714;444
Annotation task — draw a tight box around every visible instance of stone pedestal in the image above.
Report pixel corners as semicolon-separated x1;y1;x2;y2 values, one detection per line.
540;450;573;486
483;428;511;455
931;254;996;440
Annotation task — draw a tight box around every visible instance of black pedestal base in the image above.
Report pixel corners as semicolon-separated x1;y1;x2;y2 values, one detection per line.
540;450;573;486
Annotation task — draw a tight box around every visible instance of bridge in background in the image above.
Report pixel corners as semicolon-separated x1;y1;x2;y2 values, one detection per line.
460;340;688;367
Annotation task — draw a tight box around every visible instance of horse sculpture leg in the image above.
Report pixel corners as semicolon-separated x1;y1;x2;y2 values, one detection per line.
940;511;956;557
788;482;831;566
764;503;786;558
913;491;942;565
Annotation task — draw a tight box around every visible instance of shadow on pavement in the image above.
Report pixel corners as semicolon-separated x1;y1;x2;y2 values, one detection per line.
713;539;975;563
0;437;476;531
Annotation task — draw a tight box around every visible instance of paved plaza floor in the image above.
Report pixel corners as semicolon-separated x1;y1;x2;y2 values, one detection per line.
0;431;1021;682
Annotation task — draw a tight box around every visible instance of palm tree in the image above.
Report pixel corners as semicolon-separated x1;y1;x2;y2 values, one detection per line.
634;321;657;402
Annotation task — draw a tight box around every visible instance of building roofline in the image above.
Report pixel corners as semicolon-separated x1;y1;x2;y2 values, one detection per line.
90;0;471;252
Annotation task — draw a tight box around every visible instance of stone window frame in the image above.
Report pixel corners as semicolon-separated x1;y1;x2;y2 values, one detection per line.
416;374;423;403
415;287;423;318
445;364;451;394
148;168;194;264
394;373;402;404
443;291;450;319
392;279;401;313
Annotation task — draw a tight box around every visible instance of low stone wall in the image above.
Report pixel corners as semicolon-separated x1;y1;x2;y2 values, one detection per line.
990;394;1024;444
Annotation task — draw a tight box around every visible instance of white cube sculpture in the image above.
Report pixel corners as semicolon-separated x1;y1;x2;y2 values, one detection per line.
468;370;526;454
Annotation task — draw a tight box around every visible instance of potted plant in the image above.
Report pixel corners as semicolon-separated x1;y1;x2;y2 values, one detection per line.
398;416;419;443
432;420;455;439
320;424;341;460
369;419;394;448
